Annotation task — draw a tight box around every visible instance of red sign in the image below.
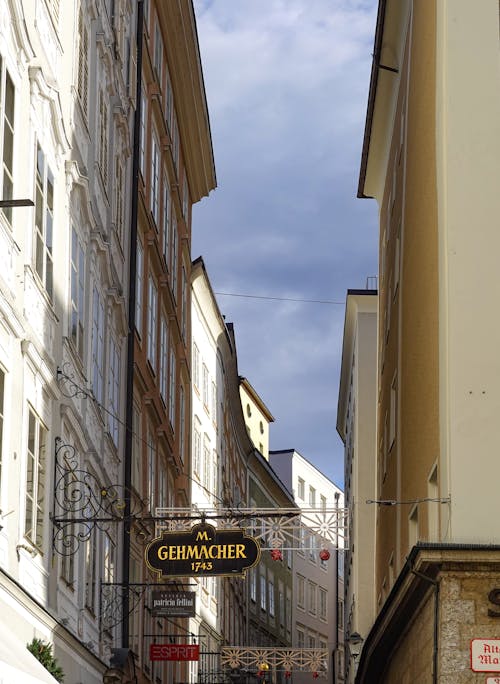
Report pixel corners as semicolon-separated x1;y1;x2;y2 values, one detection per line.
150;644;200;662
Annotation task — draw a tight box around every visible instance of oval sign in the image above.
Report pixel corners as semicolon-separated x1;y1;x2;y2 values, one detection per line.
145;523;261;578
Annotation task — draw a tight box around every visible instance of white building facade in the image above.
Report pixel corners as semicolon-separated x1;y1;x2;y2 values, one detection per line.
0;0;135;680
269;449;344;684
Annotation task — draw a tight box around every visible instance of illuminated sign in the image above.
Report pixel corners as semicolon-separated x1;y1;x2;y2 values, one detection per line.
145;523;260;578
151;590;195;617
150;644;200;662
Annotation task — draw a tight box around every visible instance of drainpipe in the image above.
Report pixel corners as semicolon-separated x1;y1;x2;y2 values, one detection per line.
122;0;144;649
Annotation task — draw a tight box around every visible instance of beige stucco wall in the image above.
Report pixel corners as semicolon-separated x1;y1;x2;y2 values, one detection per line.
436;0;500;542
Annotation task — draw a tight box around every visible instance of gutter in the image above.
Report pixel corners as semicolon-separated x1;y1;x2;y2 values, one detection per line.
122;0;144;649
357;0;389;199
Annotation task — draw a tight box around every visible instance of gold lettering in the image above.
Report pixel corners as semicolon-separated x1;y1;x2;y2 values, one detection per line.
158;545;169;561
236;544;246;558
209;546;218;559
196;530;210;541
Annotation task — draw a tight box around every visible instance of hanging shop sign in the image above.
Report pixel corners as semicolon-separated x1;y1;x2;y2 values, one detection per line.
151;590;196;617
150;644;200;662
145;522;261;578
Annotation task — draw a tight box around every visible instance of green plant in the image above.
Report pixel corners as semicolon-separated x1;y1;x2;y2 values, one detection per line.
26;637;65;682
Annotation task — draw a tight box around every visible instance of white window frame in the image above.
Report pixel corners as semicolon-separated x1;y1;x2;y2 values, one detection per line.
150;132;160;224
91;285;105;403
34;144;54;300
147;275;158;371
70;226;85;358
135;241;143;335
0;57;15;225
24;406;47;550
108;334;120;446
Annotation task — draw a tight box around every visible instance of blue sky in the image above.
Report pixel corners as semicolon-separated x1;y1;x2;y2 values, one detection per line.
191;0;379;487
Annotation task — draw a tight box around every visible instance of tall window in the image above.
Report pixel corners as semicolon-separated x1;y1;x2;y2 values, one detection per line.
309;485;316;507
319;588;327;620
202;435;210;491
85;527;97;611
34;144;54;300
135;241;143;335
297;575;305;608
153;22;163;84
70;227;85;357
103;532;116;583
181;264;187;342
250;570;257;603
170;214;178;298
193;417;201;476
150;133;160;224
159;315;168;403
147;424;155;509
182;174;189;220
179;384;185;462
260;573;267;611
147;275;158;370
108;335;120;446
297;477;305;500
168;346;176;427
162;176;170;262
268;579;275;617
192;344;200;390
132;403;141;491
91;286;105;403
202;364;209;409
98;88;108;185
24;407;47;549
172;113;179;170
139;87;147;176
0;59;15;225
307;581;317;615
114;155;124;243
77;8;89;118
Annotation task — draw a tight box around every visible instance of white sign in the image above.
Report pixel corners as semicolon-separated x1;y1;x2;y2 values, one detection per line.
471;639;500;672
486;677;500;684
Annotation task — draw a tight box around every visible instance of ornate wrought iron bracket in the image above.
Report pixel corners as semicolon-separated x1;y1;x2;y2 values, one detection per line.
52;438;349;557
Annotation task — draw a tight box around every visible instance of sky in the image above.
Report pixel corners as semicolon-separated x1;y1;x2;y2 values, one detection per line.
191;0;379;488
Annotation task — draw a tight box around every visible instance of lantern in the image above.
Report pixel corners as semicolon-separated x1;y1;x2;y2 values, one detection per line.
285;671;292;679
319;548;330;561
270;549;283;561
313;672;319;679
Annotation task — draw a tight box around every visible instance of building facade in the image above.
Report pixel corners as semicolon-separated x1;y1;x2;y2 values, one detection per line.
336;289;377;682
355;1;500;681
269;449;344;684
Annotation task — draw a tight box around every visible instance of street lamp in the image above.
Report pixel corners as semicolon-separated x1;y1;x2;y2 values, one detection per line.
347;632;364;661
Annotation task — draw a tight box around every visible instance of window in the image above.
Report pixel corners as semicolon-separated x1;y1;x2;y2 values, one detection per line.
172;113;179;170
98;88;108;185
181;264;187;342
147;424;155;509
162;177;170;263
268;579;275;617
139;88;146;176
179;384;185;462
320;494;327;513
153;22;163;83
147;275;158;370
193;418;201;476
319;588;327;620
211;381;217;424
70;227;85;357
114;155;124;243
165;70;173;131
131;403;141;491
77;8;89;118
212;450;218;500
170;214;178;298
103;532;115;583
24;407;47;549
338;599;344;630
91;286;105;403
297;628;305;649
307;581;317;615
85;527;97;612
168;346;176;427
260;573;266;611
192;344;200;389
250;570;257;602
108;335;120;446
34;144;54;299
182;173;189;219
150;133;160;224
309;486;316;507
297;477;305;500
297;575;305;608
159;315;168;402
0;58;15;225
308;635;316;649
135;241;143;335
202;364;209;409
202;435;210;491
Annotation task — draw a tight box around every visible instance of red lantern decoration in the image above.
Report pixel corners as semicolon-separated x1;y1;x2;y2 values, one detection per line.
270;549;283;561
319;548;330;561
285;671;292;679
313;672;319;679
